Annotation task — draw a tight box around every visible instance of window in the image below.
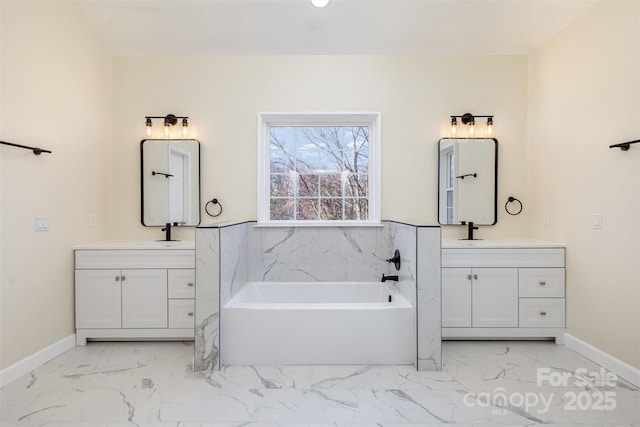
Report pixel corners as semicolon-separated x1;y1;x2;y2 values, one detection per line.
258;112;381;226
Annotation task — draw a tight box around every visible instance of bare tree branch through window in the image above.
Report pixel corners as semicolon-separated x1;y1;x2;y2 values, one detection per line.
269;125;369;221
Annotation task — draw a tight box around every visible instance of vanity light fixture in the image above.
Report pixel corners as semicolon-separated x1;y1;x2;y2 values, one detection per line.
449;113;494;137
144;114;189;138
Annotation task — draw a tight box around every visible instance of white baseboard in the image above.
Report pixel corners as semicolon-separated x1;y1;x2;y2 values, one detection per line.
565;333;640;388
0;334;76;388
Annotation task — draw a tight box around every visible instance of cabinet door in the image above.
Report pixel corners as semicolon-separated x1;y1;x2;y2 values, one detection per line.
442;268;472;327
519;268;565;297
121;269;167;328
168;269;195;299
75;269;122;328
473;268;518;327
519;298;565;327
169;299;195;329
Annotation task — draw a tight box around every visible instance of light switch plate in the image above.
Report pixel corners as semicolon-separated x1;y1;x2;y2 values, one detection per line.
592;213;603;229
543;213;551;226
34;216;50;232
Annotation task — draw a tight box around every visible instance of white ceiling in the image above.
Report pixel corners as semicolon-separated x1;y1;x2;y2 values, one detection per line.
77;0;598;56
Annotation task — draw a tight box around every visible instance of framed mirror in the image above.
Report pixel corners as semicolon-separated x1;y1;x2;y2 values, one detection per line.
438;138;497;225
141;139;201;226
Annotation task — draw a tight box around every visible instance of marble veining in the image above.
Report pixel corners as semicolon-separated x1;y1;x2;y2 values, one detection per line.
1;341;638;426
416;227;442;371
195;229;220;371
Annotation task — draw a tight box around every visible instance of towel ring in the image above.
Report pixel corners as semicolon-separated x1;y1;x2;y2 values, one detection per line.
205;198;223;217
505;196;523;216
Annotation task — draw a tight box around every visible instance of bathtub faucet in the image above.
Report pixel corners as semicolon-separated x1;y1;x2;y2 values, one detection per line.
381;274;399;282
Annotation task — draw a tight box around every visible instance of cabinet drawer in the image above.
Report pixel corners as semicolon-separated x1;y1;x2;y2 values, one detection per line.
442;248;565;268
168;269;195;298
519;268;565;297
169;299;195;329
519;299;565;327
75;249;195;269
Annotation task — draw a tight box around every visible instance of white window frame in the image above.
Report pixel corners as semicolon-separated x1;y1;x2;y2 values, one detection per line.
257;112;381;226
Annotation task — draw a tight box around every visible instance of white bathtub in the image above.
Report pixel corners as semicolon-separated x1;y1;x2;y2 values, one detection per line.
221;282;415;366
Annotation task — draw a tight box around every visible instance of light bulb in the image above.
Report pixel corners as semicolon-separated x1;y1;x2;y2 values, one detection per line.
165;124;170;137
182;118;189;137
145;118;152;137
450;117;457;136
311;0;330;7
487;124;493;136
469;124;475;136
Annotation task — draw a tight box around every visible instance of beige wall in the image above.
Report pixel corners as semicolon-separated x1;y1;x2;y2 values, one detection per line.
528;1;640;368
111;55;530;241
0;2;112;369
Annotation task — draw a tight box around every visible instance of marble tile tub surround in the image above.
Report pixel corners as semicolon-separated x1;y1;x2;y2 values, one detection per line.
195;221;441;372
2;341;638;426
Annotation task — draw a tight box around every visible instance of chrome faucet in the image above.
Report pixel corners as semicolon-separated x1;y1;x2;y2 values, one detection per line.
381;274;399;282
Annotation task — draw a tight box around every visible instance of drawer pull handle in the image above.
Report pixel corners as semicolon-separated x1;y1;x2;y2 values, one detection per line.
187;282;194;287
467;274;472;280
115;276;120;282
121;276;125;282
474;274;478;280
540;311;547;316
539;281;546;286
187;312;194;317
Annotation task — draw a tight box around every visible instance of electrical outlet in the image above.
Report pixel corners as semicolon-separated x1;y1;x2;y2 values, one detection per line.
34;216;50;232
543;213;551;226
89;213;97;227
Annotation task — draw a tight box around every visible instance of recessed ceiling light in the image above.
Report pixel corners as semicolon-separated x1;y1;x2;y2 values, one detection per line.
311;0;330;8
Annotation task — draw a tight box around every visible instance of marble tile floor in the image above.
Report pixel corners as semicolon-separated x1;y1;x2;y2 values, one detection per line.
1;341;638;427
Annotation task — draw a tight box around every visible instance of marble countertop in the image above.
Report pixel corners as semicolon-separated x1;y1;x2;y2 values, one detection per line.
442;237;565;249
74;240;195;250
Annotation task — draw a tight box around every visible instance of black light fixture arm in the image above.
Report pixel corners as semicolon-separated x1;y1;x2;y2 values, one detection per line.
450;113;493;123
0;140;52;155
145;114;189;124
609;139;640;151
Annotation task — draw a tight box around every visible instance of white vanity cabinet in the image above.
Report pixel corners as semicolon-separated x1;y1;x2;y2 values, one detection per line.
76;269;167;329
74;241;195;345
442;239;566;343
443;267;519;328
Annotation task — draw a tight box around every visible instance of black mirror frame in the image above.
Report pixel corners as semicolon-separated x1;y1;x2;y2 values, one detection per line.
437;137;498;226
140;139;201;227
